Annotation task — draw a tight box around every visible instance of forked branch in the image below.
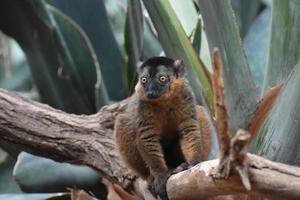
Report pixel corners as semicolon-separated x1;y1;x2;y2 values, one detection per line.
211;48;251;191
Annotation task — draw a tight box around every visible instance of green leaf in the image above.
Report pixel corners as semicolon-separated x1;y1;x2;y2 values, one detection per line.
0;0;101;114
244;8;272;95
252;62;300;165
192;19;202;55
263;0;300;93
103;0;163;61
0;155;21;193
0;33;32;92
124;0;144;94
103;0;127;51
0;60;32;91
169;0;198;37
14;153;106;197
198;0;257;131
231;0;261;38
199;20;213;71
262;0;273;7
143;0;213;109
142;19;164;59
48;5;109;109
47;0;127;101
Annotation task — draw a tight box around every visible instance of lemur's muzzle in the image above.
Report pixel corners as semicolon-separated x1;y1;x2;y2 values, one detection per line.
146;91;160;99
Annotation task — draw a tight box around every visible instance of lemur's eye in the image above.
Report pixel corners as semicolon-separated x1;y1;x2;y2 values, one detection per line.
141;77;147;84
159;75;167;83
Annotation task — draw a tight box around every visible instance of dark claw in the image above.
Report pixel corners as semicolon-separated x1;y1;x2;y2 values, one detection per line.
149;170;173;200
173;161;199;174
189;159;200;167
173;162;189;173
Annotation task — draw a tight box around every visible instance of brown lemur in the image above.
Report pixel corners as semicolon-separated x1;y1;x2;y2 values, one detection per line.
114;57;212;200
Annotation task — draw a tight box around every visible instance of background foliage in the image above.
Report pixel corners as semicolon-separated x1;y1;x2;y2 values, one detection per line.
0;0;299;199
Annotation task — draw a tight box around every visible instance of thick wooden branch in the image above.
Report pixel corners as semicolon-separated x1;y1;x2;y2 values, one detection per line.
167;154;300;200
211;48;251;191
1;89;300;200
0;89;132;186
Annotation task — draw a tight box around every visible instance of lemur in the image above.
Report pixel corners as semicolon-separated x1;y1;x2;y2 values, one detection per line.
114;57;212;200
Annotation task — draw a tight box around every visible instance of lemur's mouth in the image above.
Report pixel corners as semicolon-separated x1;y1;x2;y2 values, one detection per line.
146;92;161;99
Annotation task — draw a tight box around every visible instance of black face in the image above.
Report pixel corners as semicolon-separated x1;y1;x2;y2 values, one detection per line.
139;66;171;99
137;57;184;100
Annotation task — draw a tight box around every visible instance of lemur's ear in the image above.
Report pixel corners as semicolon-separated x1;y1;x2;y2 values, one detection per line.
136;61;143;74
174;59;185;78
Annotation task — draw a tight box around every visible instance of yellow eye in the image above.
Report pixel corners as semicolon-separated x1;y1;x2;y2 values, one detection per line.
141;77;147;83
159;75;167;83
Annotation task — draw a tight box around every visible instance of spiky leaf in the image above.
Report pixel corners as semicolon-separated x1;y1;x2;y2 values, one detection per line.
263;0;300;93
198;0;257;131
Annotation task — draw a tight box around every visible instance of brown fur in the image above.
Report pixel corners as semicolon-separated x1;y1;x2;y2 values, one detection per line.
115;79;212;181
197;105;212;159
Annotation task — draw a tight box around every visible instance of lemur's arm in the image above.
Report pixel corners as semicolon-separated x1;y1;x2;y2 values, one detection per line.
178;105;205;164
137;116;168;178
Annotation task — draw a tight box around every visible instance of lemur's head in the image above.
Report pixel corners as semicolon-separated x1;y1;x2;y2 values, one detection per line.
135;56;185;102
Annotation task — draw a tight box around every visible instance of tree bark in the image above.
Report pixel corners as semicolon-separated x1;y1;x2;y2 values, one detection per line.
1;89;300;200
167;154;300;200
0;89;132;186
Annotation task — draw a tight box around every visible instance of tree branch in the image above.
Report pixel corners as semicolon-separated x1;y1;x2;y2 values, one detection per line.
212;48;232;177
167;154;300;200
0;89;132;186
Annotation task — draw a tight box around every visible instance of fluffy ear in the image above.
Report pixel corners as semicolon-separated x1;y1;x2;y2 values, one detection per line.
136;61;143;74
174;59;185;78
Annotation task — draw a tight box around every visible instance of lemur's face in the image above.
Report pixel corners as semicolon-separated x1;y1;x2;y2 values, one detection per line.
139;65;173;99
135;57;185;101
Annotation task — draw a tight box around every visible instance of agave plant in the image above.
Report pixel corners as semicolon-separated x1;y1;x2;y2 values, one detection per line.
0;0;299;199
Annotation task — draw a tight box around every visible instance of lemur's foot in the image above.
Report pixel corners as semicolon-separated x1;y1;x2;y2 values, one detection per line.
148;161;199;200
149;170;172;200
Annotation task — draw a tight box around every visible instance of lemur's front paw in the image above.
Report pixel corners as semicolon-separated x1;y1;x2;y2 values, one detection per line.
149;170;172;200
174;160;199;174
172;162;189;174
189;159;201;167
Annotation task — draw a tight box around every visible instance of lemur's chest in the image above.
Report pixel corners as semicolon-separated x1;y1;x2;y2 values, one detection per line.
155;107;181;138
